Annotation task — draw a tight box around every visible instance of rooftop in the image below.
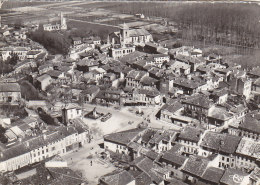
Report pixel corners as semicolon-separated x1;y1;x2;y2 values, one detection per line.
178;126;204;143
173;77;206;90
161;149;187;167
239;114;260;134
236;138;260;159
37;74;51;82
182;94;214;109
161;101;183;114
104;128;145;146
201;167;224;184
208;106;234;121
46;70;63;78
220;168;249;185
100;169;134;185
182;155;209;177
0;82;21;92
200;132;241;154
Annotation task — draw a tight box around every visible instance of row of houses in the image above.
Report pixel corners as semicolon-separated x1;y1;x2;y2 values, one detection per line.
101;127;260;185
0;123;89;173
0;46;45;61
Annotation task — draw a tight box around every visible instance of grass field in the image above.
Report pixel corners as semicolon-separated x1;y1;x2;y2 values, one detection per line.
67;20;118;39
2;1;57;9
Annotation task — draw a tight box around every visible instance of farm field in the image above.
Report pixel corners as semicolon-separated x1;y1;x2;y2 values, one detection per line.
2;1;57;9
67;20;118;39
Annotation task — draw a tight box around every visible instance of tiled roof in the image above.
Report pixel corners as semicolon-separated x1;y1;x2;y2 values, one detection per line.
239;114;260;134
0;125;83;162
15;163;54;185
119;51;147;63
182;94;214;109
104;128;145;145
178;126;204;143
0;143;29;162
134;171;152;185
250;167;260;182
211;88;229;97
126;70;140;79
161;150;187;167
0;82;21;92
167;179;189;185
171;60;191;70
77;59;99;67
141;129;156;144
100;169;135;185
201;167;224;184
208;106;234;121
140;76;158;86
175;54;205;64
173;77;206;89
37;74;51;82
236;138;260;159
182;155;209;177
47;167;85;185
140;149;159;161
161;101;183;113
135;88;160;98
220;168;249;185
46;70;63;78
132;156;153;173
82;85;100;95
200;132;241;154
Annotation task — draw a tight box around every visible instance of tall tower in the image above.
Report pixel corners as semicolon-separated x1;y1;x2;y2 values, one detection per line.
60;12;67;30
107;34;110;45
120;23;129;44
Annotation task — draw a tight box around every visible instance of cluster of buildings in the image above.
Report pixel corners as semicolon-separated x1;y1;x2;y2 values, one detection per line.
0;10;260;185
101;126;260;185
43;12;67;32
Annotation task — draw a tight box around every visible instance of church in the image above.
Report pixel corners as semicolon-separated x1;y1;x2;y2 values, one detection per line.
109;23;153;46
108;23;153;59
43;12;67;32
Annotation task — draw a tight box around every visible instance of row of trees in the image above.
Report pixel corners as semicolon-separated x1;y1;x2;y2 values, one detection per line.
0;54;19;75
102;2;260;49
28;28;71;55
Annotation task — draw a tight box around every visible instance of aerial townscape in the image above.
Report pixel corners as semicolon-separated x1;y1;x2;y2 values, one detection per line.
0;0;260;185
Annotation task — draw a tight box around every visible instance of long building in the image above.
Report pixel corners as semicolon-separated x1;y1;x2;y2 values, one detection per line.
0;124;89;172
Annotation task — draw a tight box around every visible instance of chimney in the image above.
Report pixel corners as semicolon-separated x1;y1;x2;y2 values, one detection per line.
26;141;29;147
43;134;47;140
0;152;3;158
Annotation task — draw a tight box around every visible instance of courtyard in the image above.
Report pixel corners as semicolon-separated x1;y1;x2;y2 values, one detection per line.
62;103;182;184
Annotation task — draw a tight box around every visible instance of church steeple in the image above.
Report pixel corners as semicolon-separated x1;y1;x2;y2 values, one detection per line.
120;23;129;45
